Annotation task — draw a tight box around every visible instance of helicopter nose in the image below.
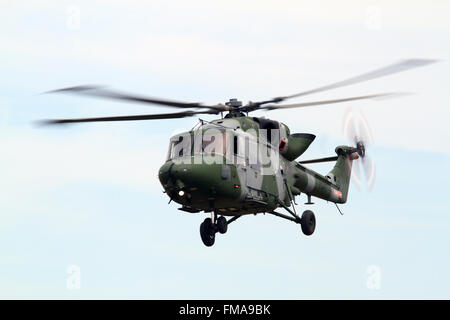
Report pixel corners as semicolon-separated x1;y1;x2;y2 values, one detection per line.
158;160;233;194
158;161;201;191
158;161;173;188
167;162;207;188
158;158;242;208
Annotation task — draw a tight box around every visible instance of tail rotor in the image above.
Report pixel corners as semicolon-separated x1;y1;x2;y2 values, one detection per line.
343;108;376;191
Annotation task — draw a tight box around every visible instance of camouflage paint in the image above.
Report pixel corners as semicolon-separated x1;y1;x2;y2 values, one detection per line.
158;117;358;216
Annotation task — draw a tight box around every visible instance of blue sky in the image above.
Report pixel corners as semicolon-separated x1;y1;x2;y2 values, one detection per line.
1;1;449;299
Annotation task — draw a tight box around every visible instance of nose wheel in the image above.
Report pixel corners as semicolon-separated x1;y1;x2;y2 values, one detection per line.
199;215;229;247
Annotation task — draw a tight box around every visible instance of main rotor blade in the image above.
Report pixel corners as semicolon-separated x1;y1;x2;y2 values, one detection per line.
253;59;437;106
260;92;406;110
39;109;218;125
299;156;338;164
46;85;227;111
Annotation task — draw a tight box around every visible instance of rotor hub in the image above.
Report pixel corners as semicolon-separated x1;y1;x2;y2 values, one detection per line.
356;141;365;158
225;98;242;109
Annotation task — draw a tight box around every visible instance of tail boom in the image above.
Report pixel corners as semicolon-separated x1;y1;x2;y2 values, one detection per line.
291;146;359;204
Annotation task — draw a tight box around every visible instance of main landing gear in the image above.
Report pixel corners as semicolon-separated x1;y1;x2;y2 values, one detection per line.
300;210;316;236
199;209;316;246
200;213;237;247
268;209;316;236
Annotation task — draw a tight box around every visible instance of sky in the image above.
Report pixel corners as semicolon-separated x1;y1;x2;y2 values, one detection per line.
1;0;450;299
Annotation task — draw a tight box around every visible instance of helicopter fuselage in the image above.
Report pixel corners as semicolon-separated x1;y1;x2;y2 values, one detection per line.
158;116;351;216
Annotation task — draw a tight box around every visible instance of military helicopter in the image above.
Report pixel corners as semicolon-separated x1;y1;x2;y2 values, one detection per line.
42;59;435;246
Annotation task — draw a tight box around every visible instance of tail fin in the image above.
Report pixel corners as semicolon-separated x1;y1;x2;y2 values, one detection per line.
327;146;358;203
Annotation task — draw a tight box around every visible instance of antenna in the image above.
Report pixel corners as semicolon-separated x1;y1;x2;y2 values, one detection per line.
335;203;344;215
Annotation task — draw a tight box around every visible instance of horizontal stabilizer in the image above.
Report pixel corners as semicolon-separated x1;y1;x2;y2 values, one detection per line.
299;156;338;164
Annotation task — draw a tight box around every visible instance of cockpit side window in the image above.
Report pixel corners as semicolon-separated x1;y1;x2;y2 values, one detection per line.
201;133;226;155
232;133;255;165
202;135;216;152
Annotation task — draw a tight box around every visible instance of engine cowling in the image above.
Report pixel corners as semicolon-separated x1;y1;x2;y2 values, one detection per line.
280;133;316;161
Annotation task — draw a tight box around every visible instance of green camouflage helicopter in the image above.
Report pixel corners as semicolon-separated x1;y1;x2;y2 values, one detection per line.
43;59;435;246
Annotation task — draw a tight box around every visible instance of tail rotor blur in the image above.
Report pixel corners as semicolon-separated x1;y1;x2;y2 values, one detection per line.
343;107;376;191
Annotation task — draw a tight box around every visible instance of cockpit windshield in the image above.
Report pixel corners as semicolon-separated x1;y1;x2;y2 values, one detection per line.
167;135;188;160
167;132;227;161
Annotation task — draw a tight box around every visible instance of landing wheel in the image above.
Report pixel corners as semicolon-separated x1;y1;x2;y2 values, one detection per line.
300;210;316;236
200;218;215;247
217;216;228;234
